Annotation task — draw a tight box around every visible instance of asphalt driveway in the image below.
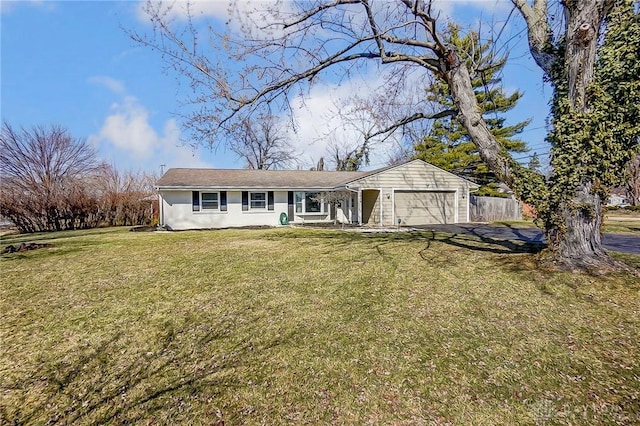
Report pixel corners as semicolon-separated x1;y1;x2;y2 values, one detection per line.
417;224;640;255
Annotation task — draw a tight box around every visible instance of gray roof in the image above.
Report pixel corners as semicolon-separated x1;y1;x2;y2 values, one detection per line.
156;168;372;190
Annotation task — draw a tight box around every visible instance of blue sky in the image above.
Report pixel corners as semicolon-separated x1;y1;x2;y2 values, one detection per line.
1;0;551;174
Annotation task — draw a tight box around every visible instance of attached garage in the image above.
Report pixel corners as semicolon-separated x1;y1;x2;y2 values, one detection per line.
343;160;478;226
394;190;456;225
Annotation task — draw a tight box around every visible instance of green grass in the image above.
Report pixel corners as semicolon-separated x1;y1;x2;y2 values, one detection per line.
1;227;639;425
492;215;640;235
490;219;538;228
602;218;640;235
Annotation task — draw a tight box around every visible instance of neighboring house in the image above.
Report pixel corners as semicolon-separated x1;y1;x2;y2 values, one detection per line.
607;190;629;207
156;159;479;230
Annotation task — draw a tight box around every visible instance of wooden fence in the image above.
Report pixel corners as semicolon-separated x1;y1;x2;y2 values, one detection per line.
470;195;522;222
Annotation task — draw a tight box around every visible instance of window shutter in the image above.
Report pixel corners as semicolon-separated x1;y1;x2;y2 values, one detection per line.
192;191;200;212
288;191;294;220
268;191;274;211
220;191;227;211
242;191;248;211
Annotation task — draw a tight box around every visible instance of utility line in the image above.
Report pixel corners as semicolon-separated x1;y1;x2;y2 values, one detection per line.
513;151;551;161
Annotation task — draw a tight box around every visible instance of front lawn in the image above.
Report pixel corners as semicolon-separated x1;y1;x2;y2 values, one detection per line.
1;227;639;424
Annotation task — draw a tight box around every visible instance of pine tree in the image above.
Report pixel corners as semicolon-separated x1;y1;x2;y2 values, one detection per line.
528;152;541;173
413;24;530;197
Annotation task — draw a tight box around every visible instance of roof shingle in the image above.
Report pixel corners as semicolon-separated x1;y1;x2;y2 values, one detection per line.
156;168;371;190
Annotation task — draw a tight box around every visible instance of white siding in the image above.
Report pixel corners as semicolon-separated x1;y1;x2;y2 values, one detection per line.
160;190;290;230
160;190;337;230
350;160;474;225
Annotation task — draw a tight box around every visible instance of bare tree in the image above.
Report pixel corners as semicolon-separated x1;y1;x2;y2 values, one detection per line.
134;1;639;271
312;190;351;225
0;123;158;232
326;137;369;171
94;166;158;226
0;123;102;232
229;115;296;170
309;156;325;171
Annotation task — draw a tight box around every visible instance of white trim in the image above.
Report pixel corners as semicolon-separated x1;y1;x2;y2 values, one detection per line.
391;188;396;226
378;187;383;226
358;188;362;225
248;191;268;210
294;191;326;214
200;191;220;211
159;192;165;227
466;188;470;223
454;189;459;225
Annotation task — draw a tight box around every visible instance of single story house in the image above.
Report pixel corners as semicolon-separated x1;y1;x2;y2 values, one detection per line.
607;192;630;207
156;159;479;230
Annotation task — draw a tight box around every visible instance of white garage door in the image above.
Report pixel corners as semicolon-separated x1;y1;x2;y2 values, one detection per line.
394;191;455;225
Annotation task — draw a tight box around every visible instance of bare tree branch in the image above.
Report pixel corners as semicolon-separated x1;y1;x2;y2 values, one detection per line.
229;115;297;170
511;0;556;76
365;109;455;142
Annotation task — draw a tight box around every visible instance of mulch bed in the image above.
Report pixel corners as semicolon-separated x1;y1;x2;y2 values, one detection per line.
3;242;53;254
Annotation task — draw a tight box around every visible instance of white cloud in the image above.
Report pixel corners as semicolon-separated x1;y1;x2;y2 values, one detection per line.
135;0;298;37
95;96;158;159
89;76;127;96
286;68;428;170
89;92;211;170
135;1;286;23
1;0;53;15
136;0;228;23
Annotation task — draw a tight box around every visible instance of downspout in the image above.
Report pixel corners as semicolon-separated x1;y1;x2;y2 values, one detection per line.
156;187;164;228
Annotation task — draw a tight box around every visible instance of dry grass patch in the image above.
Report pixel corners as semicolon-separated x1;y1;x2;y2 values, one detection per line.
1;227;639;424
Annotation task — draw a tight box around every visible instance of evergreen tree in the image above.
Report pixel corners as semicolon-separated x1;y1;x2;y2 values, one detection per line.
413;24;530;197
527;152;541;173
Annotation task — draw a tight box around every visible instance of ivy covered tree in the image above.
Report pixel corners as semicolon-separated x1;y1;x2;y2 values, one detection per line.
515;0;640;269
413;25;529;197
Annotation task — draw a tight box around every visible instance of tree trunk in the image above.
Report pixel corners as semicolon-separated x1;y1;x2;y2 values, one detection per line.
445;54;515;189
544;183;614;271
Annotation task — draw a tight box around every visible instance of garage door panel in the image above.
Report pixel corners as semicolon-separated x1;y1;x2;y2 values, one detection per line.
395;191;454;225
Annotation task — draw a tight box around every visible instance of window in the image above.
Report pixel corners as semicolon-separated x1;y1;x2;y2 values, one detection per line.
305;192;321;213
201;192;219;210
193;191;226;212
295;192;325;214
250;192;267;209
295;192;304;213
